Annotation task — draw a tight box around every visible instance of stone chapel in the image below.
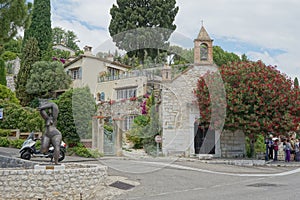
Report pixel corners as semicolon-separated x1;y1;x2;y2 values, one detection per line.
160;26;246;158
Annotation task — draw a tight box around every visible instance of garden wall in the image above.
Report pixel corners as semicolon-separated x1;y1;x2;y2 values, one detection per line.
220;130;246;158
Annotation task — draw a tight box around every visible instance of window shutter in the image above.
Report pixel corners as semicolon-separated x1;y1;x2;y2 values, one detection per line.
79;67;82;79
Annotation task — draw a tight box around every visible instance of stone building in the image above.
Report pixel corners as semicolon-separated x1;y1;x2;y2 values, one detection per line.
161;26;246;158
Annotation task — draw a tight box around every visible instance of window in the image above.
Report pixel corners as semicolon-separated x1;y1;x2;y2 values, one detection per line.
200;43;208;61
116;87;137;100
68;67;82;80
108;67;119;80
124;115;136;130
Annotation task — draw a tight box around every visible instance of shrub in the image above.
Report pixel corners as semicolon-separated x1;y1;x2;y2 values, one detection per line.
67;143;102;158
0;129;11;137
9;139;25;149
0;137;9;147
0;100;43;132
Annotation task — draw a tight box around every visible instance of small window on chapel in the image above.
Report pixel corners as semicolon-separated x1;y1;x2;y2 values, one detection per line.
200;43;208;61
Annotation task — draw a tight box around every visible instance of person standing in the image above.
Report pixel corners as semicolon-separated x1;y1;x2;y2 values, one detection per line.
295;139;300;162
273;139;279;161
285;139;291;162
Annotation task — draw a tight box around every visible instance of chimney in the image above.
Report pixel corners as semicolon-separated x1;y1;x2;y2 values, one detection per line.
83;45;93;56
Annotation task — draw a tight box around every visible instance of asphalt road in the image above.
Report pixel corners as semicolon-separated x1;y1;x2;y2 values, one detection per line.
101;159;300;200
1;147;300;200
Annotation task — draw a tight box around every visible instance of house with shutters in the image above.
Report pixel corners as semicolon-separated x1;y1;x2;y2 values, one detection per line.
64;45;131;100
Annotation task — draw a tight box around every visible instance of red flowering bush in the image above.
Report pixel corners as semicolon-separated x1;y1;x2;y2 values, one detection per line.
195;61;300;138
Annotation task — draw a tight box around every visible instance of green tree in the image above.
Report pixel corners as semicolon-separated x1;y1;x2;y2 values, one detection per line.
1;37;22;58
213;46;241;66
1;51;17;61
0;85;19;104
294;77;299;89
195;61;300;157
23;0;52;60
52;27;80;51
0;58;6;86
26;61;71;98
56;87;96;145
15;37;40;106
109;0;178;62
0;0;29;48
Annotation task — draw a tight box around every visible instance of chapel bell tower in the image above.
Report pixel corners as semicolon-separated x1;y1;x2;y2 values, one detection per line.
194;25;213;65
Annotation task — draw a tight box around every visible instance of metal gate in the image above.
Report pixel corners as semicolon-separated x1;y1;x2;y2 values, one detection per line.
104;129;115;155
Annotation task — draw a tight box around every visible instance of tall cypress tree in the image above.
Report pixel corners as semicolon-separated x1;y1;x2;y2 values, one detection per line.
16;37;40;106
294;77;299;89
109;0;178;62
0;58;7;86
23;0;52;60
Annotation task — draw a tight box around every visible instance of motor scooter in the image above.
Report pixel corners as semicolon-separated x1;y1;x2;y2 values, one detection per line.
19;132;66;162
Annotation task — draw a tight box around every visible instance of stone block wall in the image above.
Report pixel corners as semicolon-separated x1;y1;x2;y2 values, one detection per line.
0;155;37;169
0;156;108;200
220;130;246;158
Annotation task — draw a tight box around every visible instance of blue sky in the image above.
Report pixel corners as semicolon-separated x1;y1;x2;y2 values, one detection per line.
27;0;300;79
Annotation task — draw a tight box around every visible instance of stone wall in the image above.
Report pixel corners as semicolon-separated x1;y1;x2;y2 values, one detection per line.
220;130;246;158
0;155;38;169
161;65;219;156
0;155;107;200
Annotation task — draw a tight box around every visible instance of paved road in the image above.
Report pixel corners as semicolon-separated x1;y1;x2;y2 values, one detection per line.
2;147;300;200
101;159;300;200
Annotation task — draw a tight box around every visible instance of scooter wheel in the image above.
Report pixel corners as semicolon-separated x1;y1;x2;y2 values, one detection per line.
21;151;31;160
58;150;65;162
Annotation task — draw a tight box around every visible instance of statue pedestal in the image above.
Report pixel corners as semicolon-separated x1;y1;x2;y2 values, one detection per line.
34;164;65;171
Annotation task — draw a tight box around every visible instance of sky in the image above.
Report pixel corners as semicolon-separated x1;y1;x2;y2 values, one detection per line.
29;0;300;80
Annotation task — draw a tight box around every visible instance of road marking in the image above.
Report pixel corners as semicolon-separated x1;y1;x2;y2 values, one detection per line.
134;161;300;177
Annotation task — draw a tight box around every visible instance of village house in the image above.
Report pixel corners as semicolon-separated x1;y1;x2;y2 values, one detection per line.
64;45;131;101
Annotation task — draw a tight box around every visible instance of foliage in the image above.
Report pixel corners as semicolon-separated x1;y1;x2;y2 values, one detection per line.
127;93;161;154
109;0;178;62
0;100;43;132
2;38;22;56
26;61;71;99
23;0;51;60
9;138;25;149
0;85;19;104
0;0;29;45
0;129;11;137
0;137;9;147
168;45;242;71
16;37;40;106
52;27;80;51
195;61;300;139
56;87;96;145
245;135;265;158
104;124;113;132
1;51;17;62
294;77;299;89
0;58;6;86
213;46;241;67
67;143;103;158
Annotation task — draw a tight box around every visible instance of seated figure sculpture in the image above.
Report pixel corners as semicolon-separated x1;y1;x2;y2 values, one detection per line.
38;102;62;165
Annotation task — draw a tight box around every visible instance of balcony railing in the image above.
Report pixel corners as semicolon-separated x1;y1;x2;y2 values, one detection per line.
98;69;162;83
